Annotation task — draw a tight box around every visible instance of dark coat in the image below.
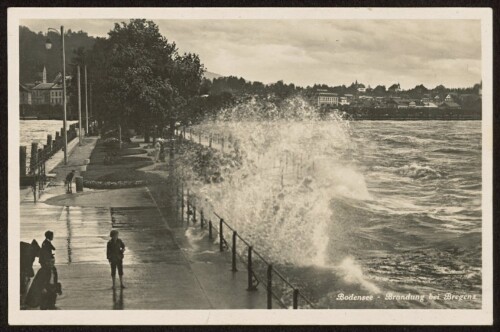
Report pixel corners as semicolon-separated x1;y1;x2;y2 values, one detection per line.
25;266;60;308
21;240;40;278
65;172;75;183
39;239;55;266
107;239;125;263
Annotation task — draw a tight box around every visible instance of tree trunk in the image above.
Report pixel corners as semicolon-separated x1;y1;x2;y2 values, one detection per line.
144;123;150;143
118;123;122;149
168;117;176;139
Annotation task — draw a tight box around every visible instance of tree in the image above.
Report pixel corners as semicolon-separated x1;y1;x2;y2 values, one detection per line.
84;19;205;141
373;85;386;96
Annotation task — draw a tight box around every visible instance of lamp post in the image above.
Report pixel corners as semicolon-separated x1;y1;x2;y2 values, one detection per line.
46;26;67;165
77;65;82;145
84;65;89;135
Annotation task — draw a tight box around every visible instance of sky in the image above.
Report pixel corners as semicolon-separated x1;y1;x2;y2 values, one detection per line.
21;19;482;89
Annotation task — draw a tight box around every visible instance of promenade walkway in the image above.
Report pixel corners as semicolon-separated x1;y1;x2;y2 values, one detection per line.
20;136;274;310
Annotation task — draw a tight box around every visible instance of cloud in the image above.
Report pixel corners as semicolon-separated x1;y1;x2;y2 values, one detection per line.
20;19;482;88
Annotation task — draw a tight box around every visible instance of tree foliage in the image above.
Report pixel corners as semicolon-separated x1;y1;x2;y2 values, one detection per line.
79;19;205;135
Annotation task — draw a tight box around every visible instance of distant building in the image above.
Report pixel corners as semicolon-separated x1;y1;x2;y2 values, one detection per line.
344;94;354;102
439;101;461;109
387;98;410;109
423;101;438;108
32;82;63;105
30;70;69;106
19;84;32;105
339;96;350;105
314;89;339;106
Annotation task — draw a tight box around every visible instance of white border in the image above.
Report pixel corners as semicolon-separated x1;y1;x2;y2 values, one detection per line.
8;7;493;325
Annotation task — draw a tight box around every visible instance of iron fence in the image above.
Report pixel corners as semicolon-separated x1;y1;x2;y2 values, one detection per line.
177;183;315;309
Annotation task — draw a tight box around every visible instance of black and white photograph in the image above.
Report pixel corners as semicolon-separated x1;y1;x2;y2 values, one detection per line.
7;7;493;325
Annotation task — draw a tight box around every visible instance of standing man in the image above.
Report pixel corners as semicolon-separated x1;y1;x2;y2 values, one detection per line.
39;231;55;268
65;170;76;193
107;230;126;289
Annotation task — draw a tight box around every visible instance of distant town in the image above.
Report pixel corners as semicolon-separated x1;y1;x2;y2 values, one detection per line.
19;24;482;121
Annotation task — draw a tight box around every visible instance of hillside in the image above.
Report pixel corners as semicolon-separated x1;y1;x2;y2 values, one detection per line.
19;26;97;83
203;71;223;80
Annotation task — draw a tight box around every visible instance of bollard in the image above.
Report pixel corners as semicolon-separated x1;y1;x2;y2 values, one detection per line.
37;148;43;191
267;264;273;309
208;220;213;239
219;219;224;252
20;146;27;177
200;209;204;228
231;231;238;272
46;134;53;154
32;174;37;203
247;246;257;291
293;289;299;309
30;142;38;175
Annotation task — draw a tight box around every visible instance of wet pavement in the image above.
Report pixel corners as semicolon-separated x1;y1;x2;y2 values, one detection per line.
20;136;274;310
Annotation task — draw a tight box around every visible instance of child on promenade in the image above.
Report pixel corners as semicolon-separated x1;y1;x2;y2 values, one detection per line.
65;170;76;193
107;230;126;289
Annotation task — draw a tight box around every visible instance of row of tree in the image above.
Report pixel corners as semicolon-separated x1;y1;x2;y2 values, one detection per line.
202;76;481;101
67;19;206;139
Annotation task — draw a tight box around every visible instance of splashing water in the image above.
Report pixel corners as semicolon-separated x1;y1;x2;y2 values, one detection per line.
337;256;380;294
179;99;482;309
189;97;370;267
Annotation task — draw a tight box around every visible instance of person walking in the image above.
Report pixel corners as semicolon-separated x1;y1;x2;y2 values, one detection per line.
65;170;76;193
154;139;161;162
107;230;126;289
39;230;55;268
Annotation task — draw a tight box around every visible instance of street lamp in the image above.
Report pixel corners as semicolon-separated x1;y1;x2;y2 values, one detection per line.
46;26;68;165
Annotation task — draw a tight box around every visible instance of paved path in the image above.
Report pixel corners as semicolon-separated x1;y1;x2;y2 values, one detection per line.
20;136;275;310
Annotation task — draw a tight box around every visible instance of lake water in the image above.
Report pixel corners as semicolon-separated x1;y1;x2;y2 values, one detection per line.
189;118;482;309
20;120;78;159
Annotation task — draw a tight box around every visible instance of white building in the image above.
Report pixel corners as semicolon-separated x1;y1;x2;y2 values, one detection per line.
315;89;339;106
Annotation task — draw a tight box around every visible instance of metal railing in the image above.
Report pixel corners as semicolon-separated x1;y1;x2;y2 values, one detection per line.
177;183;315;309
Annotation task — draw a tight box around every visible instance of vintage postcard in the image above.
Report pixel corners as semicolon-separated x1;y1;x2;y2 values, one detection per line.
7;7;493;325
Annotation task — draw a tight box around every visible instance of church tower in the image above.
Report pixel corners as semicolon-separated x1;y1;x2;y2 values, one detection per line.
42;66;47;83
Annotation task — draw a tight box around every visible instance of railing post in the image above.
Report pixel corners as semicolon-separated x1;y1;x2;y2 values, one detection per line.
231;231;237;272
219;218;224;252
267;264;273;309
180;184;184;222
293;289;299;309
247;246;257;291
186;189;190;222
208;220;213;239
20;146;27;177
